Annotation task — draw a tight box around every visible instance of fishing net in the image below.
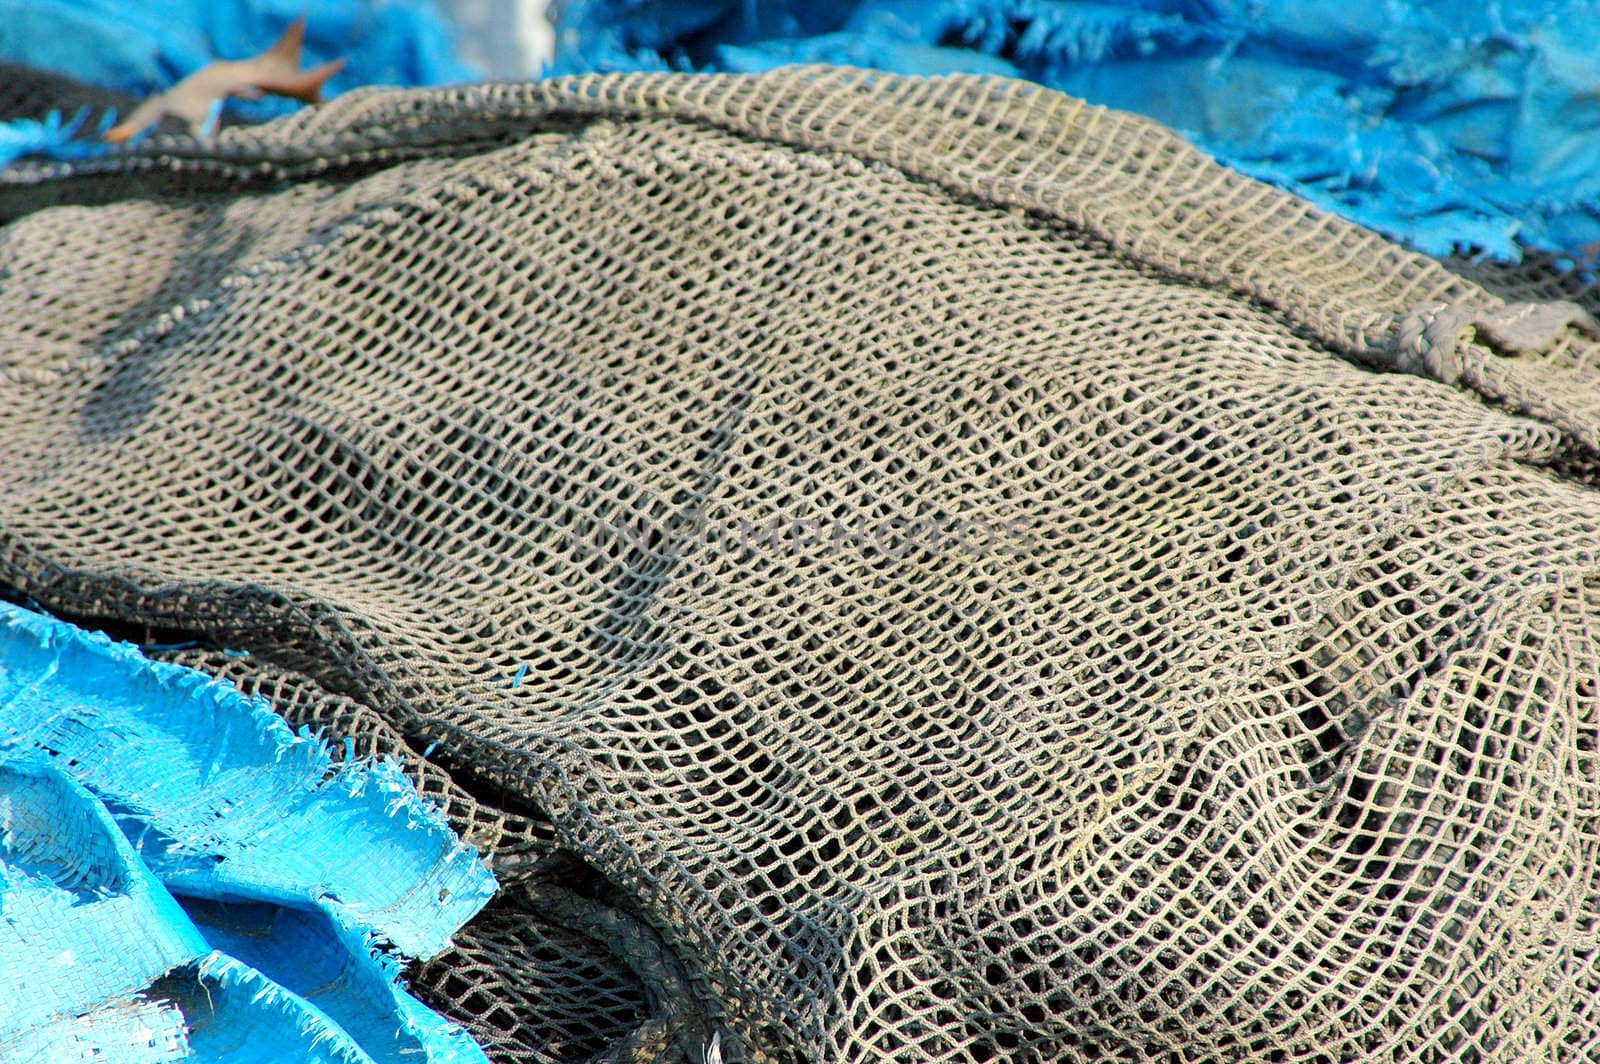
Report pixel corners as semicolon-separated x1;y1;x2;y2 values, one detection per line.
3;66;1599;1063
1;62;133;125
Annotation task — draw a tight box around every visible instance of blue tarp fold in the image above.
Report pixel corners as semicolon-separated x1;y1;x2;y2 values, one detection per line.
0;601;495;1064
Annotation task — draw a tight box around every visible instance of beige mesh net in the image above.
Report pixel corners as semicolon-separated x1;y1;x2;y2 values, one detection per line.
3;68;1599;1062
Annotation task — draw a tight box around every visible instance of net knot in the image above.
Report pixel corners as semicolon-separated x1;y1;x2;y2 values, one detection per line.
1394;300;1600;384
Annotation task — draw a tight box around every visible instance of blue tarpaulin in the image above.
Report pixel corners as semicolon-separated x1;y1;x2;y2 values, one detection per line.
0;0;476;115
547;0;1600;263
0;0;477;165
0;601;496;1063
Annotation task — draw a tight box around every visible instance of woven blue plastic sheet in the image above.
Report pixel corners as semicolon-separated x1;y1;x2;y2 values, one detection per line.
548;0;1600;262
0;601;496;1063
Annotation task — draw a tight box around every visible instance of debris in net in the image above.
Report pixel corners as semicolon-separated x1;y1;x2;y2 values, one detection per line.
103;16;344;142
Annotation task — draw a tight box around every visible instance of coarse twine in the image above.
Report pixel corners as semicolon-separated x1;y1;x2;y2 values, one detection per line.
2;67;1599;1062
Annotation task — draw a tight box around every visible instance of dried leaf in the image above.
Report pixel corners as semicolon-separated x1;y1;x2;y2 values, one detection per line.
104;17;344;143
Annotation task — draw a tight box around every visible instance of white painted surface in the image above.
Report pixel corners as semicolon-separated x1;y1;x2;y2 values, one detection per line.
436;0;553;79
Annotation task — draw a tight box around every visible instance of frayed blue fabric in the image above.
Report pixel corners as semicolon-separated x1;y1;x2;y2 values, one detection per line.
0;601;494;1063
548;0;1600;263
0;108;116;169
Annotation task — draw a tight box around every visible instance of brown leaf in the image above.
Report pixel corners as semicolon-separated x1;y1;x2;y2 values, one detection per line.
104;17;345;143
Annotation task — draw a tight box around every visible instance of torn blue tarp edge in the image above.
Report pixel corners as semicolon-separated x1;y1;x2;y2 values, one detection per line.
2;946;391;1064
176;950;409;1064
182;895;495;1062
0;599;498;959
0;600;495;1063
4;994;191;1064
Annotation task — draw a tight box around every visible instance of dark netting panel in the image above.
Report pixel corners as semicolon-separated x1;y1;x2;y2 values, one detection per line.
0;62;134;124
2;69;1599;1062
